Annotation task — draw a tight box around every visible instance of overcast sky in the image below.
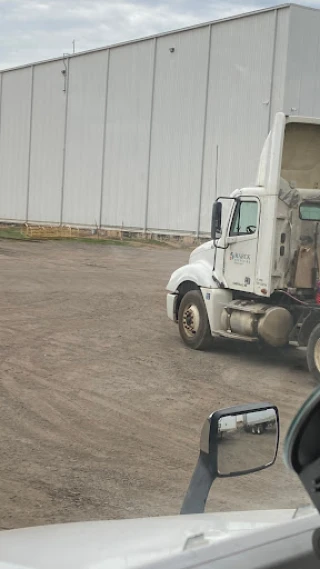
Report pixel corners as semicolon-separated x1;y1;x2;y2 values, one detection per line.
0;0;319;70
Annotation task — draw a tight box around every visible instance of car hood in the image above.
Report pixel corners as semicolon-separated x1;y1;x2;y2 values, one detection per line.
0;507;316;569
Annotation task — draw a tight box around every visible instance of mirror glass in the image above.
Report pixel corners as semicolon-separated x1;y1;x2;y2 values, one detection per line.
214;201;222;233
217;408;278;476
211;203;221;240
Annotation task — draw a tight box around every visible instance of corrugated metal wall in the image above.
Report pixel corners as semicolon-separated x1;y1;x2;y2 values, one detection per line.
147;27;209;233
199;9;286;233
101;40;154;229
0;5;298;235
62;51;108;226
28;61;65;223
0;68;32;221
284;5;320;118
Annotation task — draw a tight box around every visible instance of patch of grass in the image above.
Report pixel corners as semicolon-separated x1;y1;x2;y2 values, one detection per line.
67;237;172;248
0;226;194;248
0;228;27;240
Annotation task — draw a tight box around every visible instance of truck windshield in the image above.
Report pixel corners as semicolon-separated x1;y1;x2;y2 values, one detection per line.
299;202;320;221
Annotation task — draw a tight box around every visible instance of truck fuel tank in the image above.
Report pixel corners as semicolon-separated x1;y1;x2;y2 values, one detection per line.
221;300;293;347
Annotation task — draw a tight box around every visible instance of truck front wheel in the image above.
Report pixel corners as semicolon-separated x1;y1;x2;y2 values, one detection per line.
178;290;212;350
306;323;320;382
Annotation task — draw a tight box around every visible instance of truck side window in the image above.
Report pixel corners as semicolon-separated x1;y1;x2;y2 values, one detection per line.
229;201;258;236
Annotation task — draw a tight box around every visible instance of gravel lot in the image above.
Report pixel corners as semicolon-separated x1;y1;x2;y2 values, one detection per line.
0;239;316;530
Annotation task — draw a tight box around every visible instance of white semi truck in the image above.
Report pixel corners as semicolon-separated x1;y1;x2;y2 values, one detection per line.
166;112;320;382
218;414;241;437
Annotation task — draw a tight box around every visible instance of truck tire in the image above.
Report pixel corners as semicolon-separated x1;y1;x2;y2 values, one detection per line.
307;323;320;382
178;290;212;350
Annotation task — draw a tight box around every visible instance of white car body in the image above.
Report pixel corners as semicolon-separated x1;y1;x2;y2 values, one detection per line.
0;507;316;569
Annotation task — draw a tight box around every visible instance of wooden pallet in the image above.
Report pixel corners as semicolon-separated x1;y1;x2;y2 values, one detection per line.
24;225;81;239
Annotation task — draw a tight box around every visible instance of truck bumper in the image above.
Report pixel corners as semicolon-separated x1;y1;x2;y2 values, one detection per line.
167;293;178;322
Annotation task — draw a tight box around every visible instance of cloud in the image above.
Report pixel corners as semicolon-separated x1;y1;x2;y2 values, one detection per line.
0;0;320;70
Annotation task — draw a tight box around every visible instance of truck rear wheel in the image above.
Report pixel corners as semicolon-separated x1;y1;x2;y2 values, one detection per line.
178;290;212;350
306;323;320;382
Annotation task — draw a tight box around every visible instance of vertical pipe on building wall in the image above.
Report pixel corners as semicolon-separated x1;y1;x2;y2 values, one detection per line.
26;65;35;222
214;145;219;198
99;50;110;229
196;24;212;238
144;37;157;233
60;57;70;225
267;9;279;132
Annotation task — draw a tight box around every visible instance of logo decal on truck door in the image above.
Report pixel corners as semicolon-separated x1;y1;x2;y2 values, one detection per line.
230;252;251;264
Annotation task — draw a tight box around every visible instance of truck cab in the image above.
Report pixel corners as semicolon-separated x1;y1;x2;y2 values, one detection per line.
166;112;320;382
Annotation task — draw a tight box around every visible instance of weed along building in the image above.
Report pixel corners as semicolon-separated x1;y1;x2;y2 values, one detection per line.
1;3;320;238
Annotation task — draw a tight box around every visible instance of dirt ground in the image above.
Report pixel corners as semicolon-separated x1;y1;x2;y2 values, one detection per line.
0;239;316;530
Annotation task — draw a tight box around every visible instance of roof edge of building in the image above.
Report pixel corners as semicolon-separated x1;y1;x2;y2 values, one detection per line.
0;3;305;74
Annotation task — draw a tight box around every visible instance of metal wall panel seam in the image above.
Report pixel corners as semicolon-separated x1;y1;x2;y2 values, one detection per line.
99;50;110;228
0;74;3;162
25;65;35;221
60;56;70;225
144;37;158;232
196;24;212;238
267;9;279;132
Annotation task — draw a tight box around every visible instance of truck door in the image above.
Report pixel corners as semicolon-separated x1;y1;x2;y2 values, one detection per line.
223;197;260;293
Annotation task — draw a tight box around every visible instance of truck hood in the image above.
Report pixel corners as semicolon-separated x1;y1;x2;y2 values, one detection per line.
0;507;316;569
189;240;213;263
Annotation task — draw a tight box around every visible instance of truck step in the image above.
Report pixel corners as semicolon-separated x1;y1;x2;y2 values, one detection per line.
214;330;259;342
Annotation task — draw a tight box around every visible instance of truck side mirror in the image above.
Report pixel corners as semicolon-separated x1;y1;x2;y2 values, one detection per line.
180;403;279;515
211;201;222;241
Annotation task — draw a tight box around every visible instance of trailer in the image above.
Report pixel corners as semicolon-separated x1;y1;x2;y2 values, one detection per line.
243;410;276;435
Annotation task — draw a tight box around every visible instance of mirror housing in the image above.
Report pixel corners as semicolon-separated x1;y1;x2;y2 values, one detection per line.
211;200;222;241
210;196;239;250
201;404;279;477
216;408;278;476
284;385;320;513
181;403;279;515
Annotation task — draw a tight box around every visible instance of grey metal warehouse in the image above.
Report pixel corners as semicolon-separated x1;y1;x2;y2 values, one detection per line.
1;3;320;236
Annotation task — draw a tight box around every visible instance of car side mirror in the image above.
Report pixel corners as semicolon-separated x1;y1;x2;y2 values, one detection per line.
211;201;222;241
180;403;279;515
284;385;320;513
